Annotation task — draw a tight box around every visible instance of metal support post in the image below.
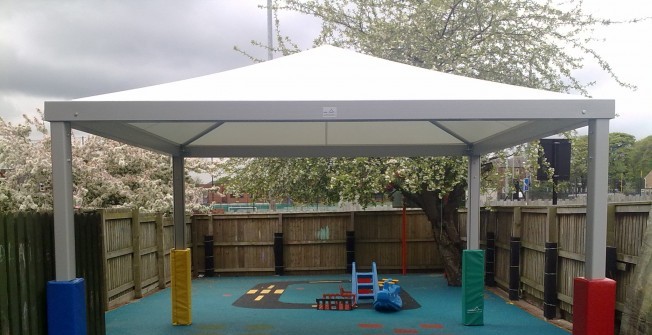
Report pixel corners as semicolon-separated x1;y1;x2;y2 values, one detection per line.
467;154;481;250
586;119;609;279
51;121;76;281
173;155;186;250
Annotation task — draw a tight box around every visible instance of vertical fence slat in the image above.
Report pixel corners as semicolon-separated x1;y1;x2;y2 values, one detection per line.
0;214;10;335
5;215;19;335
34;213;48;335
16;214;30;334
25;214;39;334
156;213;166;289
131;209;142;299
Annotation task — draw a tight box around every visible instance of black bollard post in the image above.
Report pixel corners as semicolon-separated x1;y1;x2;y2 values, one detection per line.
204;235;214;277
485;232;496;287
543;242;558;319
509;237;521;300
346;231;355;274
606;246;617;280
274;232;284;275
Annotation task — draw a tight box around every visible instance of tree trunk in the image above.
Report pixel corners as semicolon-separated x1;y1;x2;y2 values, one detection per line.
403;184;466;286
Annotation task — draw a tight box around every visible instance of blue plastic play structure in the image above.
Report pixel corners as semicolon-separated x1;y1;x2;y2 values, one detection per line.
351;262;403;312
351;262;379;303
373;279;403;312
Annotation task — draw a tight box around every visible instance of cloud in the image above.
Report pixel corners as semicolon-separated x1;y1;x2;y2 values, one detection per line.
1;0;649;139
0;1;273;98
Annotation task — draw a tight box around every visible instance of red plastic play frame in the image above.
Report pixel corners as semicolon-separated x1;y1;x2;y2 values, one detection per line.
572;277;616;335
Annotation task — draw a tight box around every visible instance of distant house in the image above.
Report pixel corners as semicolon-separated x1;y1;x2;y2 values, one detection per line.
645;170;652;189
198;183;252;205
0;166;11;179
494;156;528;200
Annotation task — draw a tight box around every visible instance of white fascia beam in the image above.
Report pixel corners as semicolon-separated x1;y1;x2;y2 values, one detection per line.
45;100;614;122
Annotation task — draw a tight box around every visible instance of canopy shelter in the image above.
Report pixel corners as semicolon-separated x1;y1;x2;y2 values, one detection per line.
44;45;614;331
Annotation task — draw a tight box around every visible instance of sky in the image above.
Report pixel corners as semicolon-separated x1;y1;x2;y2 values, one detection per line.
1;0;651;140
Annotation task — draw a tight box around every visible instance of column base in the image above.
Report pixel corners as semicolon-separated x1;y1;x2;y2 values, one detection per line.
171;248;192;326
572;277;616;335
47;278;87;335
462;249;485;326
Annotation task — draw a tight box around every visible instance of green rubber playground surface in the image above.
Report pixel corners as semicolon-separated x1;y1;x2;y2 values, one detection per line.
105;274;570;335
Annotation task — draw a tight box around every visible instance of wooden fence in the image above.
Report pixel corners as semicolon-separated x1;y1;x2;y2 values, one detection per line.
459;201;652;326
0;212;104;335
190;210;441;275
2;204;650;334
101;209;191;309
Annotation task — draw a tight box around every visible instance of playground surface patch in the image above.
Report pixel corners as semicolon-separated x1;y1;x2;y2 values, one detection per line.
106;273;571;335
232;279;420;310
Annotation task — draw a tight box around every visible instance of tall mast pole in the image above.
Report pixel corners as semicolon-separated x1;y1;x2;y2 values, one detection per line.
267;0;273;60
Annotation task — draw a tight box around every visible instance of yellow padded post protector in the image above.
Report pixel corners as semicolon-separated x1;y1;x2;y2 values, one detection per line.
171;248;192;325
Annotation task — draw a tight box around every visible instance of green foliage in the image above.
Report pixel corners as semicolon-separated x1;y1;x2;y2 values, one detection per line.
223;156;469;207
0;112;211;212
567;132;649;195
627;136;652;190
608;132;636;192
228;0;640;205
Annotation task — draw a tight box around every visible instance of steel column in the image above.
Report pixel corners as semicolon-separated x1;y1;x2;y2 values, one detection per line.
467;154;481;250
51;121;76;281
585;119;609;279
172;155;186;250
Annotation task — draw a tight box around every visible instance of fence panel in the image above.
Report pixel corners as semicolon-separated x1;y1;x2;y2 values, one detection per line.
138;213;159;295
407;212;441;270
555;208;586;317
493;209;514;289
283;213;347;273
206;214;278;274
0;212;104;335
613;204;650;311
102;209;135;309
520;208;547;303
75;212;106;335
354;211;438;272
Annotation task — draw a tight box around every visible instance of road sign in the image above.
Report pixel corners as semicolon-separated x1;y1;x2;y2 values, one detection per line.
523;177;530;192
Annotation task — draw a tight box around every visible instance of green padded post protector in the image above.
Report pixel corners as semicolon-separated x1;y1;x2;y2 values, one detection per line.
462;250;485;326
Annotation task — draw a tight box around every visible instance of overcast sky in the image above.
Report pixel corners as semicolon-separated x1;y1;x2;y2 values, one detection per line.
1;0;650;139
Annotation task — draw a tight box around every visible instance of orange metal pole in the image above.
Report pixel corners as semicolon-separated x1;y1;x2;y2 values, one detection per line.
402;202;407;275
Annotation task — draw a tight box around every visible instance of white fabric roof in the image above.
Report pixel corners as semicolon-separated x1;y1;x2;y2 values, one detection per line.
45;45;614;157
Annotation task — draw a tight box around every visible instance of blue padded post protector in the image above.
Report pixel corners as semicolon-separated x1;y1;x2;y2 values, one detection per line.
47;278;87;335
462;250;485;326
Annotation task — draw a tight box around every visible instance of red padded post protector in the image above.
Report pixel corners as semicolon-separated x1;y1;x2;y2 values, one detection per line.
572;277;616;335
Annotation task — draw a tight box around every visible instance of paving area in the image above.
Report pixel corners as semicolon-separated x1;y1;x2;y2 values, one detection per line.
106;273;571;335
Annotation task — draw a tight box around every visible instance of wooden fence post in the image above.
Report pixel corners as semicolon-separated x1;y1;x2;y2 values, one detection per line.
98;210;109;311
156;213;166;289
131;208;142;299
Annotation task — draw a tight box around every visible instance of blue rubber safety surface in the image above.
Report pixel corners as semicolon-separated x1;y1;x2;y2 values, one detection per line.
106;274;570;335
